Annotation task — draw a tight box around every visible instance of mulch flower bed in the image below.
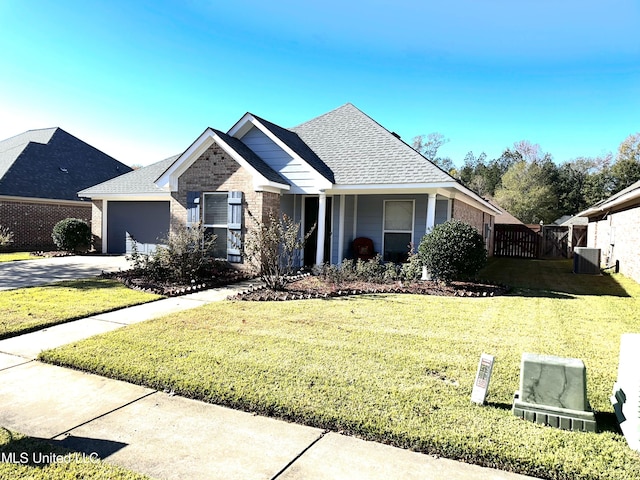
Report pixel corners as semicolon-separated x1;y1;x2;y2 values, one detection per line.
228;274;508;301
101;268;253;297
101;266;508;300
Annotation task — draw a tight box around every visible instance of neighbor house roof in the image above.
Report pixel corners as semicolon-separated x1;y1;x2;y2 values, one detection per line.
79;155;178;198
290;103;453;185
0;128;57;179
557;215;587;227
0;127;131;201
485;197;524;224
578;179;640;218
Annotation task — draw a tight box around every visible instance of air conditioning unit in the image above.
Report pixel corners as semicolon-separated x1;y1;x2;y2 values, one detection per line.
573;247;601;275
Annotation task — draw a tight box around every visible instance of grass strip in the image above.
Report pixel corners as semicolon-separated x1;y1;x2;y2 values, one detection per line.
0;427;149;479
0;279;162;339
41;266;640;480
0;252;42;262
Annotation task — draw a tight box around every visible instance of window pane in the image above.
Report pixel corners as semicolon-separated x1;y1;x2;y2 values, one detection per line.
203;193;227;225
384;232;411;263
205;227;228;258
384;201;413;230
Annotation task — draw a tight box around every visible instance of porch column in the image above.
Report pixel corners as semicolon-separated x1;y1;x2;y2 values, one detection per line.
338;195;345;262
315;192;327;265
426;193;437;234
102;200;108;253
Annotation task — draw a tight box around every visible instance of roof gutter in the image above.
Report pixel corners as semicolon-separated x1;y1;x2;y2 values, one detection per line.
578;187;640;217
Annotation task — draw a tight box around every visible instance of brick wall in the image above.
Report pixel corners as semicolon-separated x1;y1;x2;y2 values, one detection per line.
452;199;483;232
451;199;495;256
172;143;281;231
588;206;640;284
0;197;91;251
171;144;282;266
90;200;104;253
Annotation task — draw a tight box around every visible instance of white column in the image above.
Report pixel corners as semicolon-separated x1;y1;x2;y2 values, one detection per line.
338;195;345;262
315;192;327;265
102;200;108;253
426;193;437;234
353;195;358;237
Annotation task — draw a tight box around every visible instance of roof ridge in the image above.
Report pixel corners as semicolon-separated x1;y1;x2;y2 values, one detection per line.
307;103;460;183
0;127;59;149
290;102;354;129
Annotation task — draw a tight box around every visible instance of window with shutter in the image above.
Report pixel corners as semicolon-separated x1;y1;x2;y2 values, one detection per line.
203;192;228;258
186;191;201;227
227;191;243;263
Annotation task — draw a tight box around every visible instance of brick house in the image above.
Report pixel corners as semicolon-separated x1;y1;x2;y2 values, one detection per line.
579;180;640;284
0;128;132;251
80;104;499;265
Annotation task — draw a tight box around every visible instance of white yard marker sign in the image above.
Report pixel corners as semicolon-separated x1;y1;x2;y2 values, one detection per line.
471;353;495;405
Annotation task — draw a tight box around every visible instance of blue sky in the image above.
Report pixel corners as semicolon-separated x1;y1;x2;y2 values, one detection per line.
1;0;638;167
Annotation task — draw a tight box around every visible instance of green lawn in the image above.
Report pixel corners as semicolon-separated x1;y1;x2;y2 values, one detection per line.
0;428;149;479
39;260;640;480
0;252;42;262
0;279;162;339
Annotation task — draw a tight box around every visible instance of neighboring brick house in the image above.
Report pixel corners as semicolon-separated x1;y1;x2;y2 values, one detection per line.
80;104;500;265
0;128;132;250
579;180;640;284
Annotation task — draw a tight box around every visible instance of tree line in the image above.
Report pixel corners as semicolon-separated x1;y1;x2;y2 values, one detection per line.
412;133;640;224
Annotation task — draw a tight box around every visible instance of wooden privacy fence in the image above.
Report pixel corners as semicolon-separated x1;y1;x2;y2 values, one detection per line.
542;225;569;258
493;224;540;258
493;224;570;259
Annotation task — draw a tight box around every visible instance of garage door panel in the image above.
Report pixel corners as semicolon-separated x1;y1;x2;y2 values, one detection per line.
107;201;170;253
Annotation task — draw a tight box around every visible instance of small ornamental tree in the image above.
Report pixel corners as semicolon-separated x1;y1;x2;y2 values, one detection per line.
243;210;315;291
51;218;91;252
417;219;487;282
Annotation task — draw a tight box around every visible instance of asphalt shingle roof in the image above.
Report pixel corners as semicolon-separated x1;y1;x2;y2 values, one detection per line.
79;155;178;196
290;103;453;185
78;104;466;198
0;128;58;180
81;129;289;197
251;115;335;183
0;128;131;201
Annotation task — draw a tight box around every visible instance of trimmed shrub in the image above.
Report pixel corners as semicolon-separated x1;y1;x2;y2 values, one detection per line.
417;220;487;282
51;218;91;252
320;254;417;285
129;223;220;283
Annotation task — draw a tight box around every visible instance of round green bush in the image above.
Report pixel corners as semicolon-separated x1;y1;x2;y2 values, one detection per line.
417;220;487;282
52;218;91;252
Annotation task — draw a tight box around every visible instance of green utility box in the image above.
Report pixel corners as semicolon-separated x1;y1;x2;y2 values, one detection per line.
513;353;597;432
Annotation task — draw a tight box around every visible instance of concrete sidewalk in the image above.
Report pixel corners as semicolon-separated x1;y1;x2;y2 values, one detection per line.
0;283;537;480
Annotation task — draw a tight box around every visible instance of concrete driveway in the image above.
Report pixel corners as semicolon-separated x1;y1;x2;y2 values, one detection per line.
0;255;130;290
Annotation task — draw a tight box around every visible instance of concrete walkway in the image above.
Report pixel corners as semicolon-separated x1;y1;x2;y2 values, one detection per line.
0;274;538;479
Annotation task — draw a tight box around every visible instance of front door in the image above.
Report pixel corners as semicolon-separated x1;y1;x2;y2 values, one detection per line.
303;196;332;267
